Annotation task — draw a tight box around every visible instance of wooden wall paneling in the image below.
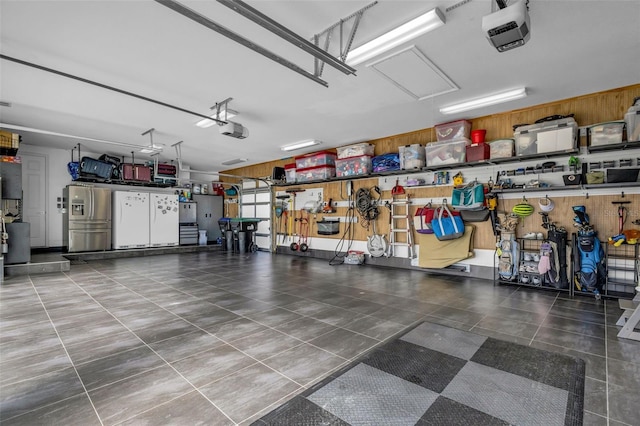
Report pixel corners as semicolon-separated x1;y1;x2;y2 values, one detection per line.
219;84;640;252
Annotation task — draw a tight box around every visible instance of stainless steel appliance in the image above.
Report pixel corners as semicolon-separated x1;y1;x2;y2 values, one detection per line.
63;185;112;252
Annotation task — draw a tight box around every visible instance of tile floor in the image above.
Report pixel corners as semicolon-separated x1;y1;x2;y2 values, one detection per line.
0;251;638;425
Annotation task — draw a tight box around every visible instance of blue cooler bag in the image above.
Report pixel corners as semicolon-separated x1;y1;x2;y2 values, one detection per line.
431;205;465;241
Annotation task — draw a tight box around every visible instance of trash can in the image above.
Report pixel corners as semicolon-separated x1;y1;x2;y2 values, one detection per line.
218;218;232;251
198;230;207;246
238;231;247;253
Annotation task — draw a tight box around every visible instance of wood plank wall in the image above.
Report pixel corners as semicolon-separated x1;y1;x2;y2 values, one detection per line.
222;84;640;248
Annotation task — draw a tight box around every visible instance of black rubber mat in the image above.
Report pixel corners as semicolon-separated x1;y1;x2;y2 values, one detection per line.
252;321;585;426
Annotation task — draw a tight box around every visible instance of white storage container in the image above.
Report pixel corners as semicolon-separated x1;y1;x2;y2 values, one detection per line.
514;117;577;156
399;144;425;169
425;138;471;166
434;120;471;142
336;143;375;159
284;164;296;183
626;104;640;142
489;139;515;159
588;121;626;147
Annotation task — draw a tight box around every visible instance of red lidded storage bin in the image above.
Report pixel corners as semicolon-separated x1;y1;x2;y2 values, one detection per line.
465;143;490;162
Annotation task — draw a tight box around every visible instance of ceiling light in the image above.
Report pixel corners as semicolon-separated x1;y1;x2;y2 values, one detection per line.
439;87;528;114
140;144;163;154
195;108;238;128
221;158;248;166
346;7;446;66
281;140;322;152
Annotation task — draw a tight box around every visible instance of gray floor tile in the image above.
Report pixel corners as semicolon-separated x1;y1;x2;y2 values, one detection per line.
230;329;302;361
273;317;337;342
262;343;346;386
584;377;608;418
65;330;144;366
119;390;234;426
132;318;199;344
534;325;606;357
401;321;486;360
0;346;72;386
308;328;379;359
75;346;165;390
0;367;85;421
171;344;256;387
343;315;406;341
88;364;192;424
472;315;539;340
542;313;607;339
607;382;640;425
205;317;268;342
148;330;222;363
199;363;300;424
0;393;101;426
245;307;304;328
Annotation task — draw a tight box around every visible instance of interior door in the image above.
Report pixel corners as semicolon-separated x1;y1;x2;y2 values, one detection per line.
21;153;47;247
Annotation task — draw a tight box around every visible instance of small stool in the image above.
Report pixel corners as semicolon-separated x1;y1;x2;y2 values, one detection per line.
198;230;207;246
617;286;640;341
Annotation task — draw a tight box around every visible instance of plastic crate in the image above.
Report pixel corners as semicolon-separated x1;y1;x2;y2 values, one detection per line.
399;144;425;169
335;155;372;177
588;121;625;147
434;120;471;142
514;117;577;155
425;138;471;166
336;143;374;159
295;165;336;182
372;153;401;173
466;143;490;162
489;139;515;159
295;151;336;169
284;163;296;183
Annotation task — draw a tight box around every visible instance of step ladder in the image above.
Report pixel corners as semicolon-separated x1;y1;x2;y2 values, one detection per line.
616;288;640;341
386;195;415;258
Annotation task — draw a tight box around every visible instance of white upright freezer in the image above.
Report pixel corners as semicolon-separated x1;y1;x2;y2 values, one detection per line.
150;193;179;247
112;191;149;249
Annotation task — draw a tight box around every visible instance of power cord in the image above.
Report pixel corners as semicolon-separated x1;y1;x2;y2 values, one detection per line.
329;188;356;266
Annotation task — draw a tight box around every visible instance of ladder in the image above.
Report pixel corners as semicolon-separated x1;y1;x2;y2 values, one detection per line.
386;195;415;258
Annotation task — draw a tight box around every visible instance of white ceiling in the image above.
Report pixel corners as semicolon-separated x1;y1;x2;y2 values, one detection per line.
1;0;639;172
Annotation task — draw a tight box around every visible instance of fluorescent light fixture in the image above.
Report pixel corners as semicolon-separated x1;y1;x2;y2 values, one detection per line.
346;7;445;66
439;87;528;114
221;158;248;166
140;144;163;154
196;108;238;128
281;139;322;152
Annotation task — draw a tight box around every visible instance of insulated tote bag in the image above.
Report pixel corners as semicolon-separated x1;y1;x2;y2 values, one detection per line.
451;182;484;210
431;205;465;241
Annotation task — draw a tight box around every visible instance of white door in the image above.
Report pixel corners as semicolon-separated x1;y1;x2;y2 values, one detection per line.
241;180;271;251
21;154;47;247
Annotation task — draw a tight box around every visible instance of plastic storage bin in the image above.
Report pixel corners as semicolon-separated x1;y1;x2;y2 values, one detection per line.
489;139;515;159
296;165;336;182
466;143;490;162
295;151;336;169
435;120;471;142
425;138;471;166
399;144;425;169
625;104;640;142
284;163;296;183
336;143;374;159
588;121;626;147
317;220;340;235
514;117;577;156
335;155;372;177
372;153;401;173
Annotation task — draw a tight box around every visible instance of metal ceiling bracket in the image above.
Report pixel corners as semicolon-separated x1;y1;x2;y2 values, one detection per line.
217;0;356;76
312;1;377;76
155;0;329;87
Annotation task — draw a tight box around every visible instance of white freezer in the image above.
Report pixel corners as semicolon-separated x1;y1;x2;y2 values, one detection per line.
150;193;179;247
112;191;149;249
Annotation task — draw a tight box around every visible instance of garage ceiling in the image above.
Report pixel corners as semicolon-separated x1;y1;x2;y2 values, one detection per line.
1;0;639;173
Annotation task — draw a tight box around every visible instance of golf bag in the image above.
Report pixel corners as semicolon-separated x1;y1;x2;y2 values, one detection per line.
544;228;569;289
498;233;519;281
574;230;606;295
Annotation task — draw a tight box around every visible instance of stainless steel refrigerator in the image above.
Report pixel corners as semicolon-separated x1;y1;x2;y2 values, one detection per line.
63;185;112;252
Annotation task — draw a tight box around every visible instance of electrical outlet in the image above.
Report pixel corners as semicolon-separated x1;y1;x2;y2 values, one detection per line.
579;126;588;137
